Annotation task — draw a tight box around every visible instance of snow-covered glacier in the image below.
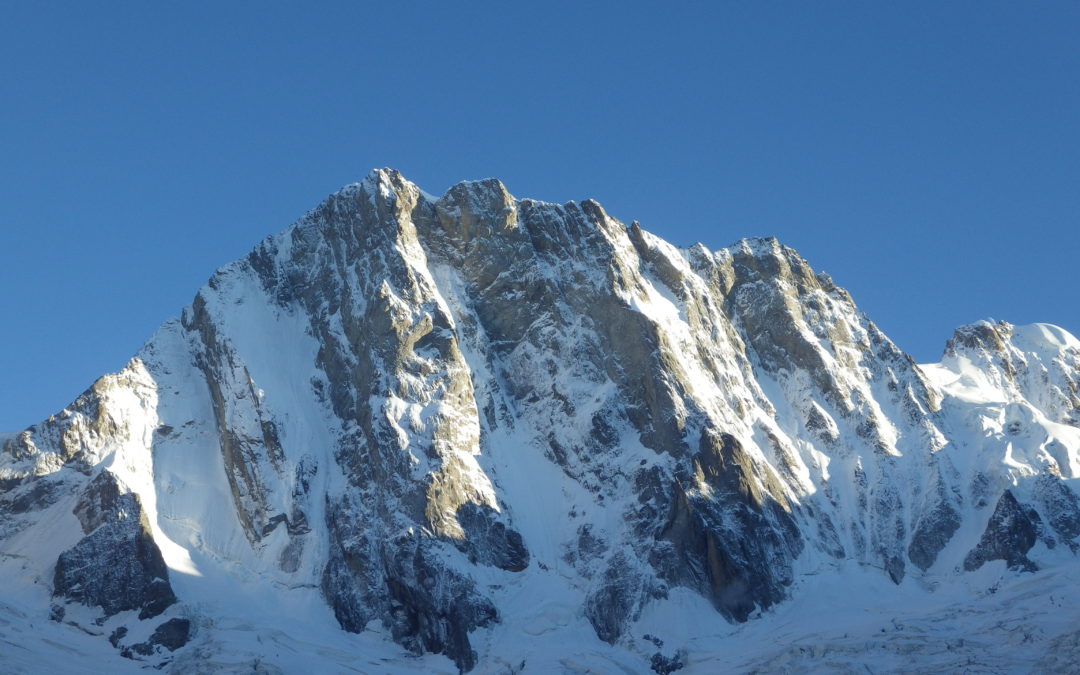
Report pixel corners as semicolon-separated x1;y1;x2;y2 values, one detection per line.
3;169;1080;673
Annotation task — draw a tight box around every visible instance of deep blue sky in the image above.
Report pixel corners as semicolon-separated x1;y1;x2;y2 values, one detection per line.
2;2;1078;430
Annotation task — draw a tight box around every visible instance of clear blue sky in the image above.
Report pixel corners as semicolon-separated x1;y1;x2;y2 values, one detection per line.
2;2;1078;431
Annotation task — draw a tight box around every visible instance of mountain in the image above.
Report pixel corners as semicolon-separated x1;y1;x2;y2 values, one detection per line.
3;169;1080;673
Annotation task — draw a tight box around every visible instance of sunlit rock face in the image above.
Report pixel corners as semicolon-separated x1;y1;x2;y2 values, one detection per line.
4;169;1080;673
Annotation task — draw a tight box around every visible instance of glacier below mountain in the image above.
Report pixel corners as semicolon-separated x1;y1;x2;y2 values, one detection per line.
3;170;1080;673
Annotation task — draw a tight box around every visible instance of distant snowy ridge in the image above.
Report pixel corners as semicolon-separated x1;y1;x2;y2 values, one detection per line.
3;169;1080;674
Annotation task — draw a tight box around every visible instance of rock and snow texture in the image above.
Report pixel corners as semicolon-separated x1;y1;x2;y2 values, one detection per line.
3;169;1080;673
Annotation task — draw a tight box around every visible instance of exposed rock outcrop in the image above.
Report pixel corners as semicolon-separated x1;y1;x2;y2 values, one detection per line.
53;471;176;619
963;490;1039;572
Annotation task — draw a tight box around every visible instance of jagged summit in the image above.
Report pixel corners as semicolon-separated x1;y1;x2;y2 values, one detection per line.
319;169;791;258
3;173;1080;673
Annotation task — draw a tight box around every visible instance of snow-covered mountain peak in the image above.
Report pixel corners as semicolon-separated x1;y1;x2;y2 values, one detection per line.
944;319;1080;361
928;320;1080;424
4;171;1080;673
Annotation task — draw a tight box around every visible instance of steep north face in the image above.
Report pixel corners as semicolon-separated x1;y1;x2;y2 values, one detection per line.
3;170;1080;673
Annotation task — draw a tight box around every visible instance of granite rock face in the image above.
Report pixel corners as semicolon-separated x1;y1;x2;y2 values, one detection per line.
3;170;1080;672
964;490;1039;572
53;471;176;619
